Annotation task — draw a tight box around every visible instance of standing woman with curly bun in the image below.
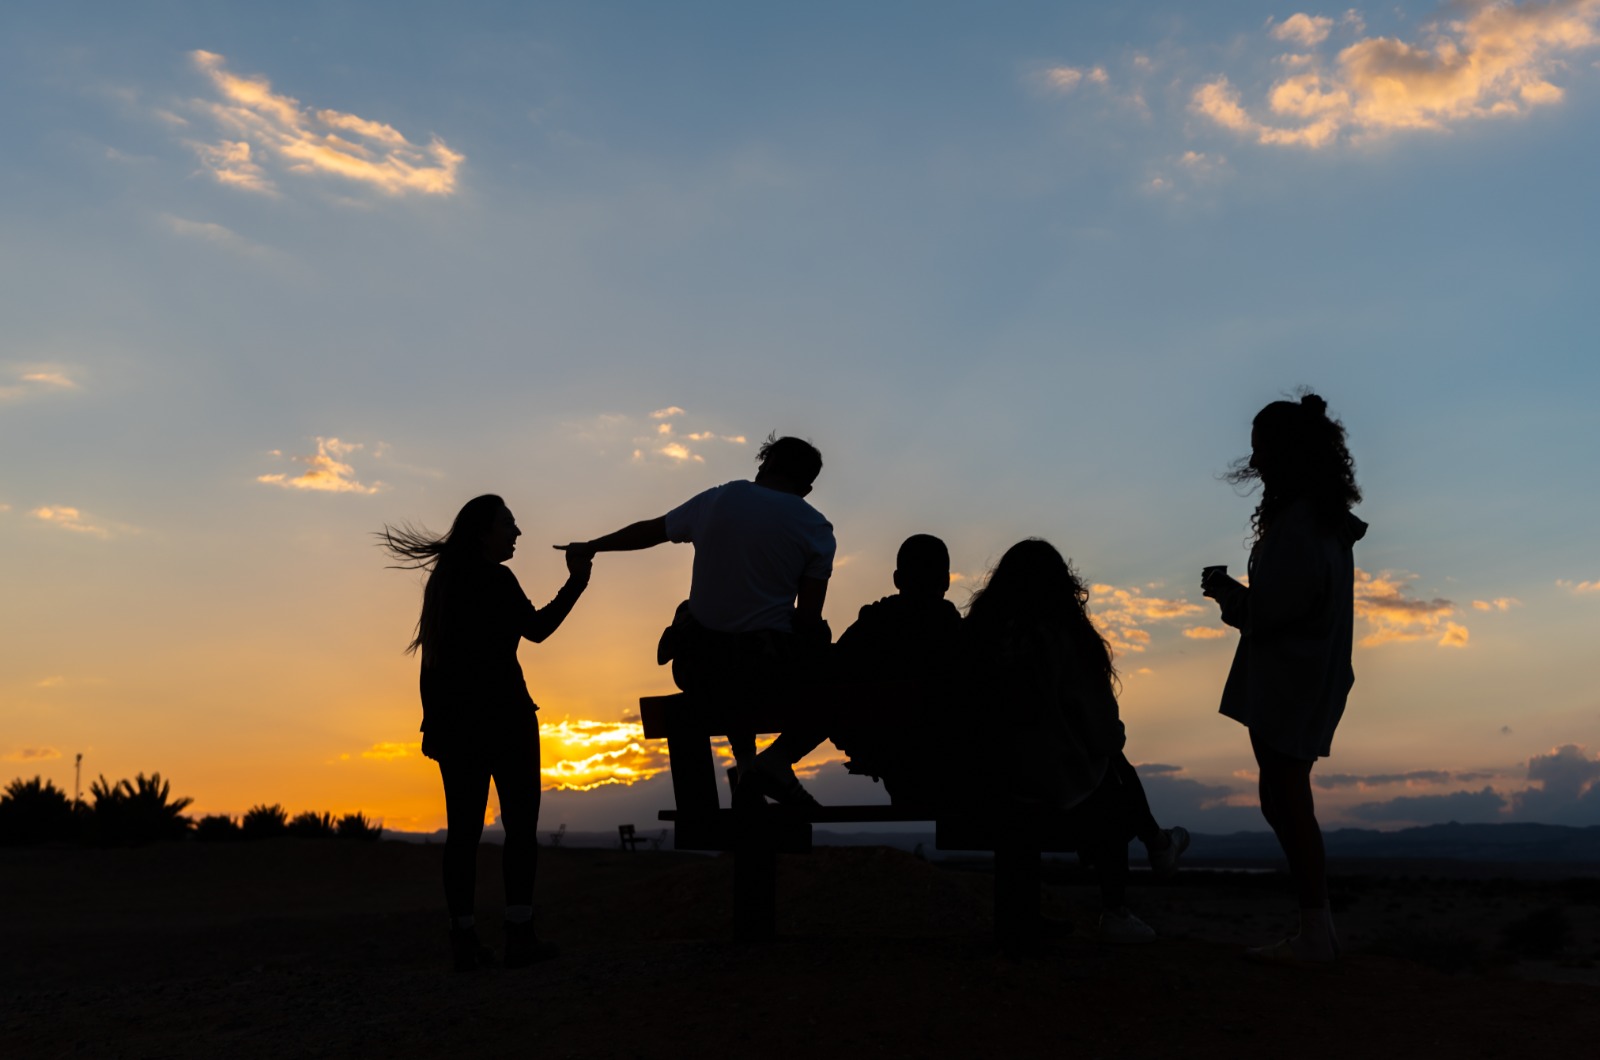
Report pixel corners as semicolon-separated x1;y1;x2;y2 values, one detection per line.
1202;393;1366;963
380;495;591;971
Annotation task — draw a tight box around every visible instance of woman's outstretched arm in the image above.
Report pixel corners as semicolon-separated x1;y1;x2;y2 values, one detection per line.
519;548;593;643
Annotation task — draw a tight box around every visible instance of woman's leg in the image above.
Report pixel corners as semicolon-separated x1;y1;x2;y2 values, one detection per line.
438;756;491;920
1250;729;1333;957
492;719;542;910
1110;753;1164;849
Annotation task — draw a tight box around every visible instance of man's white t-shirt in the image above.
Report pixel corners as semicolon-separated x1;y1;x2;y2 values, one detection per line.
664;479;836;634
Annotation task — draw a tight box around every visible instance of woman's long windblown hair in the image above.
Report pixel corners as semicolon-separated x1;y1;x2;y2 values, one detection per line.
965;538;1118;690
1227;390;1360;544
377;494;505;657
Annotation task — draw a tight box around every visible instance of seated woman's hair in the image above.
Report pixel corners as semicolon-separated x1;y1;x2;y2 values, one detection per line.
757;433;823;485
965;538;1116;686
1228;390;1360;540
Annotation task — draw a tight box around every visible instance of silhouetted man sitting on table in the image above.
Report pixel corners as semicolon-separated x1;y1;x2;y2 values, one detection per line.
828;534;962;804
559;434;835;806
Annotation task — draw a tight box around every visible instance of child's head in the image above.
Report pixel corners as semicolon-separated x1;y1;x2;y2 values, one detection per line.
893;534;951;599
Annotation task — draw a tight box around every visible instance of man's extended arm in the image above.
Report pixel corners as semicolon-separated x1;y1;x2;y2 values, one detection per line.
557;516;669;556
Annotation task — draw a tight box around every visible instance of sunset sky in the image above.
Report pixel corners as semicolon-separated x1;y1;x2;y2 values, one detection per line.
4;1;1598;836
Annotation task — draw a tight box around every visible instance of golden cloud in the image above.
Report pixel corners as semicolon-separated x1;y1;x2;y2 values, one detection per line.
649;407;687;419
1557;578;1600;594
1354;568;1468;648
360;741;420;761
1193;0;1600;148
1182;626;1229;640
188;51;463;198
539;719;672;791
258;437;383;494
2;747;62;762
1087;583;1205;654
1472;597;1522;611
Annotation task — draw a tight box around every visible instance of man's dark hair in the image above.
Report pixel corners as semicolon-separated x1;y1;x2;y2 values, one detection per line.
896;534;949;577
756;433;823;485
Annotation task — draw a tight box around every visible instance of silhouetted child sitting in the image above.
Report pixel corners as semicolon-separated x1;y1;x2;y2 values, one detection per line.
831;534;963;804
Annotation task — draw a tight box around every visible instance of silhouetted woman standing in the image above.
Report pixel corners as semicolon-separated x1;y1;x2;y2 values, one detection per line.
381;495;591;971
1203;393;1365;962
965;539;1187;945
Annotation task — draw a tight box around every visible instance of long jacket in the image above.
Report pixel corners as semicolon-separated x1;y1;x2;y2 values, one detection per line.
1214;499;1368;759
418;558;585;759
966;619;1126;811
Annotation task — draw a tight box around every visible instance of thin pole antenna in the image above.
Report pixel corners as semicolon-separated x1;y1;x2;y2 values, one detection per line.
74;753;82;809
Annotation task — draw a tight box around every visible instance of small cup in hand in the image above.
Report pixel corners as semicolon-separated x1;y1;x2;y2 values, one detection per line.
1201;565;1228;598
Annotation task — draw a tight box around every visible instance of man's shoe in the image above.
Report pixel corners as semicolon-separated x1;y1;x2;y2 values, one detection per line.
1097;907;1156;945
751;753;822;810
503;921;560;968
449;927;494;972
1147;826;1190;879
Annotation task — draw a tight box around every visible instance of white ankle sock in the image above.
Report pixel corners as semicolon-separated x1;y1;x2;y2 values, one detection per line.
504;905;533;924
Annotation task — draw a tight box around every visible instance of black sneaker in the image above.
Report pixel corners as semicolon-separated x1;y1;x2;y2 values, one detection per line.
449;927;494;973
503;921;560;967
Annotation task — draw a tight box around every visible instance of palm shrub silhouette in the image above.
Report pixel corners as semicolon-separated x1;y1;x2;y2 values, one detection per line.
240;803;289;840
336;812;383;841
195;814;242;841
288;810;336;839
88;773;193;844
0;776;78;845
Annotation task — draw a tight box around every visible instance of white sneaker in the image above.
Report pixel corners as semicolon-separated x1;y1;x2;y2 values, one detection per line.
1097;907;1156;945
1147;826;1190;879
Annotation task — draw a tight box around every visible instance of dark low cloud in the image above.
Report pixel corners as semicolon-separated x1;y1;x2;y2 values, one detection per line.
1346;787;1509;825
1134;763;1183;776
1314;770;1452;789
1135;763;1264;834
1508;745;1600;826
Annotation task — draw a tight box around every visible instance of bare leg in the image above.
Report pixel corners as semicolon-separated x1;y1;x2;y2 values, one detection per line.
1250;729;1334;959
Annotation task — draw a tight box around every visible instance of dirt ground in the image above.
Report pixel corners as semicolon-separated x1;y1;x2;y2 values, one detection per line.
3;840;1597;1058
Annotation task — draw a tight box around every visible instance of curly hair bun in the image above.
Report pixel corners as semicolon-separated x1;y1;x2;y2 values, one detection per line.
1300;392;1328;417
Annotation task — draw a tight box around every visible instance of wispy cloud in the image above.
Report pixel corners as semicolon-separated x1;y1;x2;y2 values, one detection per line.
1354;568;1468;648
2;747;62;762
1557;578;1600;594
1182;626;1229;640
1314;768;1456;790
0;364;80;403
29;506;131;540
258;437;383;494
186;51;463;198
1088;583;1205;654
160;213;276;258
573;407;751;468
1193;1;1600;149
1471;597;1522;611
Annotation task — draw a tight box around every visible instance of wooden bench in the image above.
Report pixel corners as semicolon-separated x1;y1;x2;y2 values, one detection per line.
640;690;1087;947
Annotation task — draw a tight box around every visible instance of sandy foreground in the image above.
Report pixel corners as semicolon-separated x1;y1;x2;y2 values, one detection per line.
3;840;1597;1058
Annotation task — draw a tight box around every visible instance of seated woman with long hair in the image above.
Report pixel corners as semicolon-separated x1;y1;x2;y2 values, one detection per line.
964;538;1187;943
380;494;591;971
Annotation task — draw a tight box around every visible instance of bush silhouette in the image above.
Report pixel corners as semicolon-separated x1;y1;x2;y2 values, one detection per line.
195;814;241;842
240;803;289;840
87;773;193;844
336;812;383;841
0;776;77;845
288;810;336;839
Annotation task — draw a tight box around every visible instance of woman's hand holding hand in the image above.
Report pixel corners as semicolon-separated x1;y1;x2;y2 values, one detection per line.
555;542;595;580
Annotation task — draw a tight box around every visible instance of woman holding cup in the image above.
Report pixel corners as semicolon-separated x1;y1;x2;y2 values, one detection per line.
1203;392;1366;962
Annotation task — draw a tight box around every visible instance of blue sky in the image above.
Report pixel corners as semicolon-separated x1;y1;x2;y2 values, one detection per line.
3;1;1598;832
